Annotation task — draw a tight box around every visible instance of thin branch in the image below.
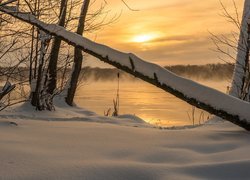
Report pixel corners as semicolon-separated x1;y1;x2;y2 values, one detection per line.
121;0;139;11
0;0;17;6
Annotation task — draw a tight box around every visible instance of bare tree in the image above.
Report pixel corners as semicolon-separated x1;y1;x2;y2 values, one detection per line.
211;0;250;101
65;0;90;106
46;0;68;98
229;0;250;100
30;30;52;110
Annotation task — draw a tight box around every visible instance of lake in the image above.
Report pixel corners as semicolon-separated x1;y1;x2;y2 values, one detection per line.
75;79;229;127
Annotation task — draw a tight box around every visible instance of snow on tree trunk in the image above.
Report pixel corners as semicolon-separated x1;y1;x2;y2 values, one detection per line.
230;0;250;99
65;0;90;106
31;30;51;110
2;6;250;130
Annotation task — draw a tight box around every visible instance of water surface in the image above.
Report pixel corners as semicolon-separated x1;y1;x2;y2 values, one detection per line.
75;79;228;127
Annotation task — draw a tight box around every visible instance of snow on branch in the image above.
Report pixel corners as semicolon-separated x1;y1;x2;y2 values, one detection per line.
1;6;250;130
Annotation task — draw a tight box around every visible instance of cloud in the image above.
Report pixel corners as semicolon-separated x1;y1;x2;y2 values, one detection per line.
133;37;216;64
151;35;195;43
86;0;243;67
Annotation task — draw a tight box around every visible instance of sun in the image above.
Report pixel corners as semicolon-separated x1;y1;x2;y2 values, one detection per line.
132;34;156;43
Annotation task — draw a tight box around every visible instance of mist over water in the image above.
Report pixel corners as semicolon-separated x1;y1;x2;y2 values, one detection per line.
75;78;229;127
3;65;231;127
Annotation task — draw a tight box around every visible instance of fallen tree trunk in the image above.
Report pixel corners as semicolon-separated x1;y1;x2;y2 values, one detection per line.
1;6;250;130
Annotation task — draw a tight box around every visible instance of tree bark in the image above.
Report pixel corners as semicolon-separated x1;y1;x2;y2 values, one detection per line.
230;0;250;99
65;0;90;106
31;31;48;110
46;0;68;95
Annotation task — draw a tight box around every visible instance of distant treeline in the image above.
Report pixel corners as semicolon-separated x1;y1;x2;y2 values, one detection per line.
165;63;234;81
83;63;234;81
0;63;234;82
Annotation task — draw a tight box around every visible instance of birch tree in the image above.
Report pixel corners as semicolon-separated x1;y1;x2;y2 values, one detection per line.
26;0;118;109
230;0;250;100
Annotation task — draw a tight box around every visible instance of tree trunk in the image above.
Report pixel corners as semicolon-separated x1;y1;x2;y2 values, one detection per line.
65;0;90;106
30;0;40;105
29;26;35;84
230;0;250;99
46;0;68;95
31;31;49;110
3;6;250;130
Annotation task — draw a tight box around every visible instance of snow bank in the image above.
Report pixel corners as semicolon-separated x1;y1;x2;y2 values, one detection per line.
0;115;250;179
0;101;151;128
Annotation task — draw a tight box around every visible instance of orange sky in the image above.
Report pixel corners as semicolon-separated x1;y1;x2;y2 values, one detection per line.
84;0;243;67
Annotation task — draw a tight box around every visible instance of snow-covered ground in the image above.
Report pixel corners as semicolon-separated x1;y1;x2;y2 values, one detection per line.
0;102;250;180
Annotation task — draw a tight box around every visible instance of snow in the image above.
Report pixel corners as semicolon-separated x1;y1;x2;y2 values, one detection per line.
230;0;250;97
0;6;250;178
0;101;151;128
0;104;250;179
1;6;250;125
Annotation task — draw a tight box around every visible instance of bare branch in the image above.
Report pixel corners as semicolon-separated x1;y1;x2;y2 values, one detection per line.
0;0;17;7
121;0;139;11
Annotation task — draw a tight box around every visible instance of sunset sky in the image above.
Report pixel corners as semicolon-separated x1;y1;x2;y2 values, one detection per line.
84;0;243;67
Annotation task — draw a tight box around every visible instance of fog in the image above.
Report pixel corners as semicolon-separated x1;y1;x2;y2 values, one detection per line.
76;74;229;127
2;64;231;127
81;63;233;82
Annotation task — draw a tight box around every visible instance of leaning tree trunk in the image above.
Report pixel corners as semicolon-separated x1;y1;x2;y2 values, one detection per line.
2;6;250;130
46;0;68;96
65;0;90;106
230;0;250;99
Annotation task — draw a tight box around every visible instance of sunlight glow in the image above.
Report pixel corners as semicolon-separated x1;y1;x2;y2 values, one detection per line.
132;34;156;43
